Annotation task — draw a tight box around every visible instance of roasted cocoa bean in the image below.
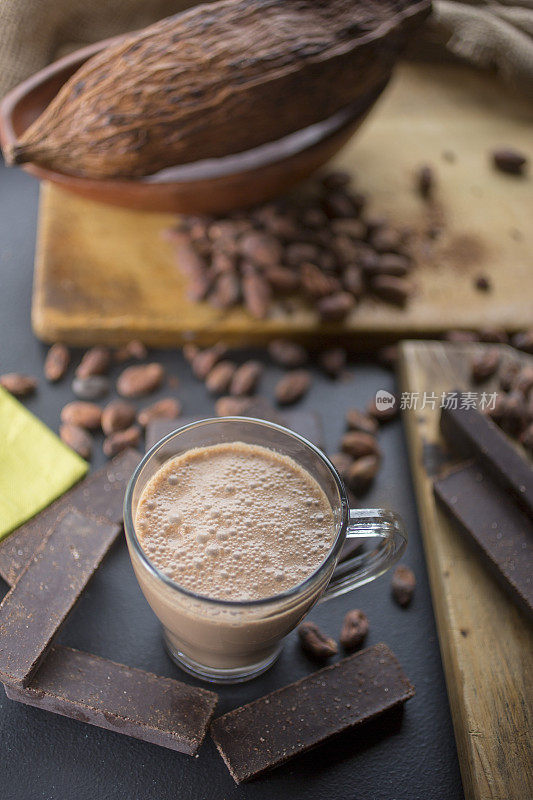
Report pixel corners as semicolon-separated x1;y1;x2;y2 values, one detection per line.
214;396;254;417
101;400;136;435
345;408;378;435
501;391;528;435
370;275;412;306
191;344;226;380
116;363;165;397
492;148;528;176
205;361;237;395
72;375;110;401
341;431;380;459
340;609;369;650
369;227;404;254
103;426;141;458
317;291;355;321
298;621;338;660
44;343;70;382
391;564;416;607
471;348;500;383
229;361;263;397
137;397;182;428
300;262;340;298
210;272;241;309
239;231;282;268
59;423;92;460
331;218;366;239
0;373;37;397
322;191;361;219
318;348;346;378
511;329;533;354
342;265;364;297
265;266;300;293
285;242;321;267
268;339;308;368
275;370;311;405
76;347;111;379
347;455;380;494
60;401;102;430
242;267;271;319
513;366;533;397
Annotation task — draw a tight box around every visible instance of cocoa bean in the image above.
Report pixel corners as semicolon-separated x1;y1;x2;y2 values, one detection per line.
330;452;353;482
187;268;213;302
211;251;236;275
210;272;241;309
59;423;92;460
485;393;507;423
501;391;528;436
242;268;271;319
44;343;70;382
72;375;110;401
317;292;355;321
519;423;533;455
513;366;533;398
60;401;102;430
229;361;263;397
416;164;434;199
265;266;300;293
342;265;364;297
340;609;369;650
103;426;141;458
391;564;415;607
239;231;282;268
116;363;165;398
511;329;533;354
367;395;399;422
370;275;412;306
101;400;136;435
214;396;254;417
301;207;328;229
76;347;111;379
285;242;321;267
268;339;308;368
347;455;380;494
275;370;311;405
492;148;528;176
471;348;500;383
322;191;361;219
137;398;181;428
191;345;226;380
373;253;411;277
114;340;148;362
205;361;237;395
478;328;507;344
318;348;346;378
0;373;37;397
369;227;404;254
341;431;380;459
320;171;351;191
300;262;340;298
444;330;479;343
183;344;199;363
298;621;338;660
331;218;366;239
345;408;378;435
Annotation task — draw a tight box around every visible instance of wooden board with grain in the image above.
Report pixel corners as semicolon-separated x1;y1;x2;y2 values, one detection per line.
399;340;533;800
32;62;533;346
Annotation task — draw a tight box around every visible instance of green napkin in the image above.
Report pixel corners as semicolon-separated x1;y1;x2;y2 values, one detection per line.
0;387;88;541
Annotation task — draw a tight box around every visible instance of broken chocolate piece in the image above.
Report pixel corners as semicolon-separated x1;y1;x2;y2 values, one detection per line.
4;645;217;755
434;462;533;621
0;448;141;586
0;509;120;687
210;643;414;783
440;405;533;519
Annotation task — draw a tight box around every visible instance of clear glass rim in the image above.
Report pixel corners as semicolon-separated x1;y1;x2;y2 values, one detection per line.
123;416;349;609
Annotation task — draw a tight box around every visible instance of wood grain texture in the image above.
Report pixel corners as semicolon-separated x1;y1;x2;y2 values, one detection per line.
399;340;533;800
32;62;533;346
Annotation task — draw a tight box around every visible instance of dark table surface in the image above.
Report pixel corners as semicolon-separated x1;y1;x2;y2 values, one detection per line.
0;161;464;800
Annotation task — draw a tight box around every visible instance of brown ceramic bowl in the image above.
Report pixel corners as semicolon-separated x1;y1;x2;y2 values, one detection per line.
0;36;389;214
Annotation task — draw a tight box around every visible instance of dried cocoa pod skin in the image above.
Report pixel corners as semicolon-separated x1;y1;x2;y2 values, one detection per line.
298;621;338;660
76;347;111;379
103;426;141;458
44;343;70;382
229;361;263;397
268;340;308;368
101;400;137;435
275;370;312;405
116;363;165;398
340;609;369;650
60;401;102;430
59;423;92;460
0;373;37;397
341;431;380;458
8;0;430;178
137;397;182;428
391;564;415;606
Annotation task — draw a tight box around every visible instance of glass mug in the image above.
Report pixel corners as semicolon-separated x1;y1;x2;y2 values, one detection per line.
124;418;407;683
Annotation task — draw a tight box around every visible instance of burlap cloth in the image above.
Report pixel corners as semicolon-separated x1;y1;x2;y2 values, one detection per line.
0;0;532;99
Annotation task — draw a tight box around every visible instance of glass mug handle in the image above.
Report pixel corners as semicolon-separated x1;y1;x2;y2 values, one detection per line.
320;508;407;602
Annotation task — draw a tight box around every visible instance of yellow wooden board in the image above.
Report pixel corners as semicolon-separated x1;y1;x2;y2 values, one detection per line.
32;63;533;346
399;340;533;800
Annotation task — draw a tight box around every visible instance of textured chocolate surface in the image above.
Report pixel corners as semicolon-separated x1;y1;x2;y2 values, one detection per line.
0;510;120;686
210;643;414;783
434;462;533;620
440;405;533;519
0;448;141;586
4;645;218;755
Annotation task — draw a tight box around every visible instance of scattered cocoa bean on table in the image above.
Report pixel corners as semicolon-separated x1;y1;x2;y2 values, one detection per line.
76;347;111;379
44;343;70;382
0;373;37;397
101;400;137;435
298;621;338;660
59;423;92;460
340;609;369;651
116;363;165;398
60;401;102;430
391;565;416;607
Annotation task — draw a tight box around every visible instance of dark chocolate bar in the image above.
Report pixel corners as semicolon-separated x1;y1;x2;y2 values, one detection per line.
440;405;533;519
4;645;218;755
145;409;325;453
434;462;533;620
0;448;141;586
210;643;414;783
0;509;120;687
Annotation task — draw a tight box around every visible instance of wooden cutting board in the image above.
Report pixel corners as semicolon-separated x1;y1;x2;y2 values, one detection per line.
399;340;533;800
31;62;533;346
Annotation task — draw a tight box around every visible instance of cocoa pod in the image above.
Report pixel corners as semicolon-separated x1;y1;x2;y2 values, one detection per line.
0;373;37;397
205;361;237;395
340;609;369;650
76;347;111;379
60;401;102;431
471;348;500;383
214;396;254;417
318;348;346;378
242;268;271;320
345;408;378;435
59;423;92;460
72;376;110;401
44;343;70;382
137;397;182;428
298;621;338;660
317;291;355;321
117;363;165;398
103;426;141;458
191;344;226;380
391;564;415;606
492;148;528;176
229;361;263;397
268;339;308;368
114;340;148;362
101;400;137;435
347;455;380;494
341;431;380;458
275;370;311;405
330;452;354;482
7;0;429;178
